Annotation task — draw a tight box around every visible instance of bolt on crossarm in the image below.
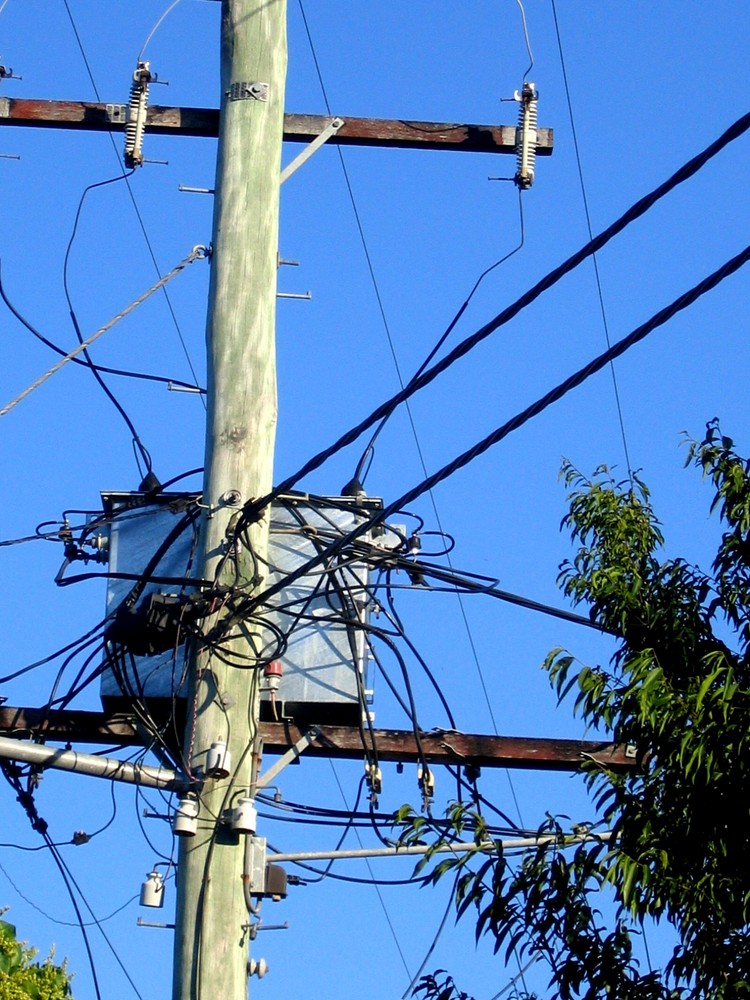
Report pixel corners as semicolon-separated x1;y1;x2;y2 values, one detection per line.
172;2;287;998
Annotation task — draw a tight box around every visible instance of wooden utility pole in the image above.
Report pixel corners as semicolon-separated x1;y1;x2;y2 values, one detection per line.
172;3;287;998
0;14;556;1000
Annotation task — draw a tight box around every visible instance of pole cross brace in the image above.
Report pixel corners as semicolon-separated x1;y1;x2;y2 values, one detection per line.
255;725;321;789
280;117;344;184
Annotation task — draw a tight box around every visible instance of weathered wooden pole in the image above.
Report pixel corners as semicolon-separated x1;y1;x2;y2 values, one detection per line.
172;2;287;997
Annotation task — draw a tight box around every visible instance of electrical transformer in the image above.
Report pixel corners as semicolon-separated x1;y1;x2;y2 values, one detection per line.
96;491;394;726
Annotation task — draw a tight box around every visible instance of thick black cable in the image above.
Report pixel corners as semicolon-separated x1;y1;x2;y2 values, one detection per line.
371;242;750;518
0;619;109;685
244;242;750;614
253;108;750;512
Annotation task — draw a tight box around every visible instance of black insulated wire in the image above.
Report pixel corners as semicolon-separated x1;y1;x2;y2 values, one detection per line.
250;107;750;516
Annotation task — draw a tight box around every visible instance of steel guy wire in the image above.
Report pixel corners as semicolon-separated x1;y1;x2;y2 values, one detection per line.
0;246;207;418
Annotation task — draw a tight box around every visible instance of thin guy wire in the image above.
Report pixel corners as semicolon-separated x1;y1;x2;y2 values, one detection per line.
400;877;457;998
62;0;205;406
328;759;413;980
1;247;205;417
488;955;541;999
551;0;633;478
297;0;506;740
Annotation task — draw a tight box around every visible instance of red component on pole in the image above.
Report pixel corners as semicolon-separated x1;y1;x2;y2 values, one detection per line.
263;659;283;691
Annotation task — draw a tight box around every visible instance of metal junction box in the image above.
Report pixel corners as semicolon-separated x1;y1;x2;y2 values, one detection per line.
97;491;393;726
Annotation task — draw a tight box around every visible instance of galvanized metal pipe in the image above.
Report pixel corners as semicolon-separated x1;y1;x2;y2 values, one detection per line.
269;831;612;863
0;735;184;791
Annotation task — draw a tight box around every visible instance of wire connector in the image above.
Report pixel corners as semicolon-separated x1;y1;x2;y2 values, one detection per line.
365;762;382;802
514;81;538;189
417;765;435;809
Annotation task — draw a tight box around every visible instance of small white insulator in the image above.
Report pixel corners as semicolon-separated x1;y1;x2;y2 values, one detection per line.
173;795;199;837
205;740;231;779
124;61;152;169
140;870;164;908
247;958;269;980
231;796;257;835
514;81;538;189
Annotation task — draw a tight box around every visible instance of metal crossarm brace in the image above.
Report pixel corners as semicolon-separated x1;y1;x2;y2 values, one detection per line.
280;116;344;183
255;725;321;788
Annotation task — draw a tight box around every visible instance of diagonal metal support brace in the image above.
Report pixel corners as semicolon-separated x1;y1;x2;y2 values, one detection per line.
255;726;321;789
280;117;344;184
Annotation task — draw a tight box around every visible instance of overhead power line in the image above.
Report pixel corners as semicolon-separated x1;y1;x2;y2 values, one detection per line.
248;241;750;610
354;242;750;539
259;107;750;510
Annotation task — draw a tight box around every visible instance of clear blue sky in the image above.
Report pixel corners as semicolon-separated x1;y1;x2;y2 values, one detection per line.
1;2;749;998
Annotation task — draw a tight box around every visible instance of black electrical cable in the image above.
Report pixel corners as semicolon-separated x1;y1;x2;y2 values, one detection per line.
397;557;612;633
62;0;205;404
62;171;157;480
355;189;527;490
0;618;110;685
0;762;103;1000
364;242;750;526
0;262;204;392
285;857;433;887
250;107;750;515
383;568;458;730
292;776;368;884
159;467;204;490
244;241;750;616
400;873;460;999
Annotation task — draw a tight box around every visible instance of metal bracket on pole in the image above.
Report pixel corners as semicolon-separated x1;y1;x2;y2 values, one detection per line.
255;726;321;789
280;117;344;184
228;81;268;102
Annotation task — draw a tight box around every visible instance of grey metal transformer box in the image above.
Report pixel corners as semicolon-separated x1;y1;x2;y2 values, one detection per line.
98;491;390;726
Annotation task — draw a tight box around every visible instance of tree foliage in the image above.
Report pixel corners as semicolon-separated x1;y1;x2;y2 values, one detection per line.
404;422;750;1000
0;916;72;1000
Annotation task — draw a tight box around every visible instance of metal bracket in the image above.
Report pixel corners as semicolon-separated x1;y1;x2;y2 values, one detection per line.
228;81;268;102
106;103;127;125
280;117;344;184
255;726;320;789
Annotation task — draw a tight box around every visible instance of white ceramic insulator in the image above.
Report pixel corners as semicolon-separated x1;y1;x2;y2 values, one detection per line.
140;871;164;908
173;796;199;837
206;740;231;779
232;796;258;834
